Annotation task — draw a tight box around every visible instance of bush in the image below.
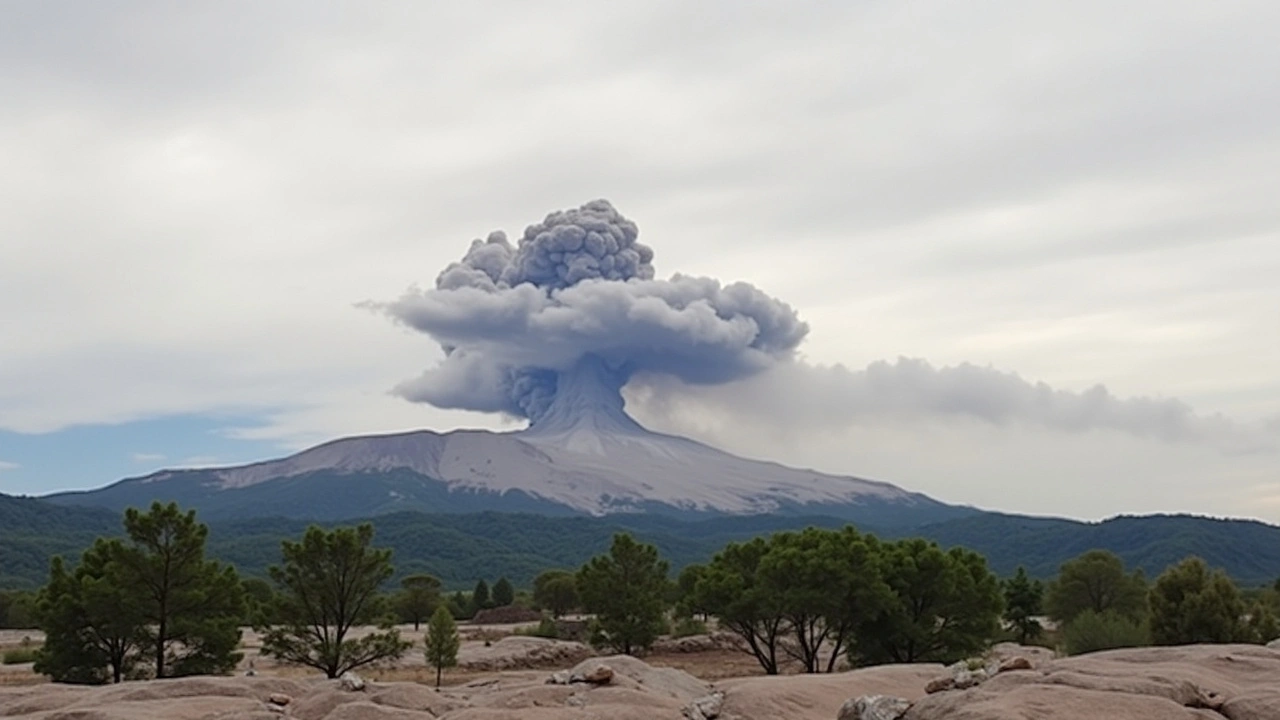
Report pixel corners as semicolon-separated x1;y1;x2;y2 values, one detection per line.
671;616;707;638
1062;610;1149;656
514;617;559;639
2;646;39;664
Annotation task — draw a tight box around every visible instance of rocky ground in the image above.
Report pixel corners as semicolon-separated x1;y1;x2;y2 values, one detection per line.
4;631;1280;719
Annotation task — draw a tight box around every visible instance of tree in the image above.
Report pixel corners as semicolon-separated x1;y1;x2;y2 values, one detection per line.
114;502;245;678
674;564;708;620
423;604;460;688
0;590;36;629
1062;609;1149;655
1247;601;1279;644
576;533;670;655
1149;556;1248;645
471;580;491;613
447;591;472;620
533;570;579;618
241;577;277;626
397;575;442;631
492;577;515;608
1045;550;1147;624
1003;567;1045;644
692;537;786;674
260;524;411;678
34;543;145;683
853;539;1003;665
758;527;889;673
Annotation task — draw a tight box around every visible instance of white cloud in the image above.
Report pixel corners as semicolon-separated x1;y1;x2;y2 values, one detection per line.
130;453;166;463
0;461;19;472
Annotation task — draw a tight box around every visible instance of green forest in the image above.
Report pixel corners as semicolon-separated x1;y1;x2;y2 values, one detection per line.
6;490;1280;590
7;501;1280;686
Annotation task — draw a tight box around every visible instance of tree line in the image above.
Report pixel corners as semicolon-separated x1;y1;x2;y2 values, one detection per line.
25;501;1280;685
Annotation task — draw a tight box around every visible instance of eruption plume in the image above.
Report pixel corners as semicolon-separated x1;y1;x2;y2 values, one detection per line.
383;200;808;429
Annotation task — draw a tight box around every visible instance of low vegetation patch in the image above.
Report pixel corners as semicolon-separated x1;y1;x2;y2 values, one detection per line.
2;646;40;665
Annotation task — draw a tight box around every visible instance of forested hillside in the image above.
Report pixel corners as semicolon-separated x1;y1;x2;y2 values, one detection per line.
4;493;1280;589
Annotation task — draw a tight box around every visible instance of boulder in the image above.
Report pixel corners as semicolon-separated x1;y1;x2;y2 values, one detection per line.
268;693;292;706
683;691;724;720
576;663;615;684
838;694;911;720
996;656;1032;673
339;671;366;692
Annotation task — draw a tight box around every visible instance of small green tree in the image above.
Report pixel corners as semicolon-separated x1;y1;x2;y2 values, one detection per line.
0;590;37;629
532;570;579;618
1149;556;1248;645
115;502;245;678
577;534;669;655
492;577;515;608
694;537;785;675
674;564;708;620
471;580;491;613
852;539;1003;665
1003;567;1045;644
241;578;277;626
260;524;411;678
423;604;460;688
1045;550;1147;625
397;574;442;630
1248;602;1280;644
1062;610;1149;655
34;545;146;683
447;591;472;620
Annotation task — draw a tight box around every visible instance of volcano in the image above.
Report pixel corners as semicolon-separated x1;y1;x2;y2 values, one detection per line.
46;356;968;525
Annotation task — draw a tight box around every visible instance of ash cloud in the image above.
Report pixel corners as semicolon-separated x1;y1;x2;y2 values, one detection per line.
382;200;1271;453
382;200;808;422
631;358;1275;454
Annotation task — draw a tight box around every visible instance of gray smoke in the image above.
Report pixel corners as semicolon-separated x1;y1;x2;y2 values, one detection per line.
629;358;1275;454
382;200;808;422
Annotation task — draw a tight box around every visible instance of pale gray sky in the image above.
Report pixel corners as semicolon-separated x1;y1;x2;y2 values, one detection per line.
1;1;1277;520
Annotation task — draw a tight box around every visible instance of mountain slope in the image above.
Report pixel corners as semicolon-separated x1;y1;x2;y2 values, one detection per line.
47;356;972;524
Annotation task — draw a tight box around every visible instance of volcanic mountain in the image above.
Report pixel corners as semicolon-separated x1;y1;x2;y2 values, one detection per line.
47;357;970;526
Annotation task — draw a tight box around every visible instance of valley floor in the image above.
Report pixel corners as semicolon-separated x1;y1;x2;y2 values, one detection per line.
5;624;1280;719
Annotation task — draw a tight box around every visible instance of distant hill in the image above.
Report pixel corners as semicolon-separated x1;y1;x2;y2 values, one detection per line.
5;493;1280;590
0;494;120;588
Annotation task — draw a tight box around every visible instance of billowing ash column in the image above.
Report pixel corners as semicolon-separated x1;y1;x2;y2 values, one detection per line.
377;200;809;431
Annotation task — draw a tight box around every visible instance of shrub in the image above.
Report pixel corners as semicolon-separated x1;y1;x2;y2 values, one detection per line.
671;616;707;638
1062;610;1149;656
515;617;560;639
2;646;39;665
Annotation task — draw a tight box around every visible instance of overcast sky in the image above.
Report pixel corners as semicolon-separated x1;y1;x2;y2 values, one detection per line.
1;1;1277;521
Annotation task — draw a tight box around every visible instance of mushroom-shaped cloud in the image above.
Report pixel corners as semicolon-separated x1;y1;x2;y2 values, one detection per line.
381;200;809;425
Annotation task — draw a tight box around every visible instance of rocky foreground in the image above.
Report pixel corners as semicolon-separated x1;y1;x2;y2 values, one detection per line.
3;643;1280;720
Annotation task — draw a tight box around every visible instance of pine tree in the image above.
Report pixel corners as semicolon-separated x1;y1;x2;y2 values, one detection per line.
576;534;670;655
34;544;146;683
260;524;411;678
471;580;491;613
115;502;245;678
492;577;515;608
34;503;242;682
397;575;442;630
423;604;460;688
1003;567;1045;644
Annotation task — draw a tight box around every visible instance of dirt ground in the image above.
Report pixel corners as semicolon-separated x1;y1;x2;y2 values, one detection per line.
0;622;787;687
